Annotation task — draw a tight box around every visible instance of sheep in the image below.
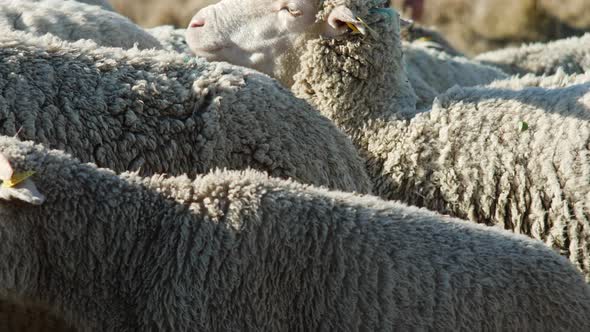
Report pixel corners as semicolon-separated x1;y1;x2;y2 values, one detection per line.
28;0;114;12
403;43;508;109
0;29;372;194
146;25;192;54
485;68;590;90
1;135;590;331
185;0;590;280
475;33;590;76
109;0;217;28
0;0;162;50
400;20;461;56
0;292;77;332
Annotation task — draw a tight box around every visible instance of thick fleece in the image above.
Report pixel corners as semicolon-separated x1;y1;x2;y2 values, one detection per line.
28;0;114;11
486;68;590;90
403;43;507;109
0;0;161;50
476;33;590;76
292;2;590;279
147;25;192;54
1;136;589;331
0;30;371;193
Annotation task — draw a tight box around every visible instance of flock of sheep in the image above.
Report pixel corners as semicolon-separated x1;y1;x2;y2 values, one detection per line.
1;0;590;330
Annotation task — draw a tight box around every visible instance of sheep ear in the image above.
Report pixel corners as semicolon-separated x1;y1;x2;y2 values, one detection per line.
0;153;45;205
323;5;366;37
0;152;14;181
0;178;45;205
400;17;414;29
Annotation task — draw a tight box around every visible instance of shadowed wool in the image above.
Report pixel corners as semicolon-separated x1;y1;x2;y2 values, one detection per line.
0;136;589;330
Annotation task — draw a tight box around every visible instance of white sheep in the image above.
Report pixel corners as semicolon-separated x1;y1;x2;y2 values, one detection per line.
0;0;162;50
475;33;590;76
147;25;192;54
0;29;372;194
403;43;508;109
1;136;589;331
485;68;590;90
28;0;115;11
185;0;590;280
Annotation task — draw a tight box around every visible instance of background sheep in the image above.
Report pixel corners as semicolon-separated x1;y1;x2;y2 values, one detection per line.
485;68;590;90
404;44;507;108
0;29;372;194
0;0;162;50
185;0;590;280
475;33;590;76
1;135;589;330
28;0;114;11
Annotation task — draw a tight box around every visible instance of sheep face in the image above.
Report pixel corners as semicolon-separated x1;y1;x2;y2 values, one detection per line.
185;0;371;85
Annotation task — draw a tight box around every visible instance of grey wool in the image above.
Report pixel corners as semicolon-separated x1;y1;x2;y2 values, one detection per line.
0;0;162;50
0;29;372;194
27;0;114;11
485;68;590;90
476;33;590;76
1;136;590;331
147;25;193;54
290;2;590;279
403;43;508;109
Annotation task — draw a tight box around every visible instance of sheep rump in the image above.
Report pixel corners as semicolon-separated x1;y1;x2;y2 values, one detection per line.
0;0;162;50
476;33;590;76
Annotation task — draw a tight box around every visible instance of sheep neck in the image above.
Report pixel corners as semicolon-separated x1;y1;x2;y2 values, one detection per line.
291;25;418;147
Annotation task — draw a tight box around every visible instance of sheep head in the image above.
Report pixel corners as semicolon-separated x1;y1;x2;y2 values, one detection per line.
0;150;45;206
185;0;400;86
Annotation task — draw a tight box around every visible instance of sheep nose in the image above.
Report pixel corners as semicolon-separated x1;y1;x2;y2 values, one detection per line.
189;18;205;28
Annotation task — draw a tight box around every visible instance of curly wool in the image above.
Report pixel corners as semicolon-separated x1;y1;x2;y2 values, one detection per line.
1;136;590;331
147;25;192;54
476;33;590;76
0;29;371;194
292;2;590;279
404;43;507;109
0;0;162;50
28;0;114;11
485;68;590;90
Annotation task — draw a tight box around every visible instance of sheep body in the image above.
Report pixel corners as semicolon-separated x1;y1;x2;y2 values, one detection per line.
0;29;371;193
284;1;590;279
147;25;192;54
403;43;508;109
476;33;590;76
485;68;590;90
28;0;114;11
0;0;161;50
1;136;589;331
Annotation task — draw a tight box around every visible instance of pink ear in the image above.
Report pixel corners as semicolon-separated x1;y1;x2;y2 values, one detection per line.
0;153;13;181
324;5;365;37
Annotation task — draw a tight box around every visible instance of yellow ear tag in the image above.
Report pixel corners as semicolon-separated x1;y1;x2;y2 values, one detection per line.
417;36;433;42
346;21;362;34
2;171;36;188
